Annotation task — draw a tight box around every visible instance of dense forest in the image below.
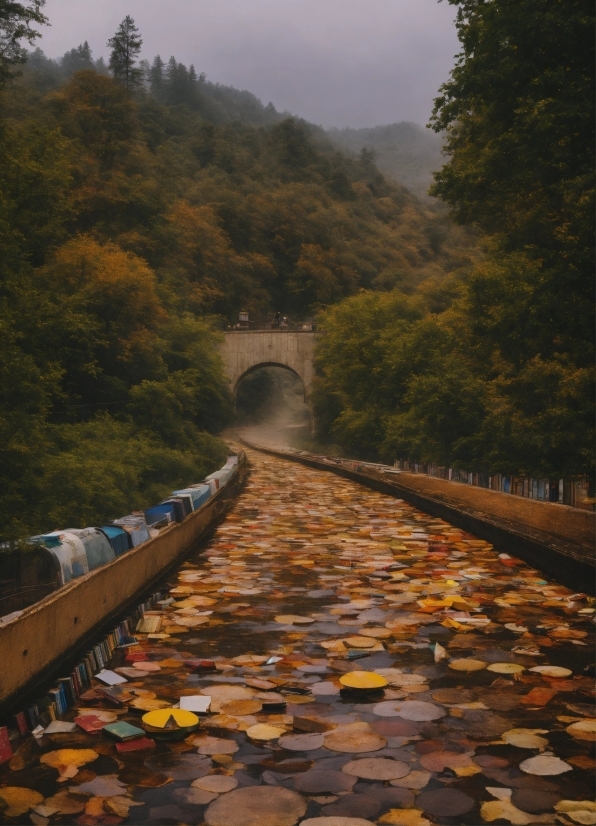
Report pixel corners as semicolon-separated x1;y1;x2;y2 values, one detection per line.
328;122;444;201
315;0;594;484
0;9;476;541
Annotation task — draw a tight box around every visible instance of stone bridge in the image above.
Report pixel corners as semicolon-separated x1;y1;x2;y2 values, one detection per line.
221;331;317;423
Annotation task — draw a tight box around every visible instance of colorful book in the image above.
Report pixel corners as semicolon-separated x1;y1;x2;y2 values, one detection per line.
0;727;13;764
115;737;155;753
179;695;211;713
14;712;28;735
102;721;145;742
74;715;105;733
95;669;127;686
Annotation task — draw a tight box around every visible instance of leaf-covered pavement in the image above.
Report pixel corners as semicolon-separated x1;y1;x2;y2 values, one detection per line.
1;449;594;825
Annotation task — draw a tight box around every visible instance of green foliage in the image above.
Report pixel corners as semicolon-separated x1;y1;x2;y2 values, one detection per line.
38;415;227;531
0;27;475;541
429;0;594;370
329;122;444;200
316;0;594;482
0;0;47;87
107;15;143;94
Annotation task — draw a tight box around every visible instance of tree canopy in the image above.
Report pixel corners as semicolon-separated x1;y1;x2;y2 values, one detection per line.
107;15;142;94
0;0;46;87
0;26;476;541
315;0;594;484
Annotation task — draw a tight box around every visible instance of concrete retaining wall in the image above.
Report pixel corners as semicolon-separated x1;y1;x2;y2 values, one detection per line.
383;472;594;549
0;456;247;709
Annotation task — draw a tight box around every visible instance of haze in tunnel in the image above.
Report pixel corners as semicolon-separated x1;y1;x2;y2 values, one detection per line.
235;366;310;447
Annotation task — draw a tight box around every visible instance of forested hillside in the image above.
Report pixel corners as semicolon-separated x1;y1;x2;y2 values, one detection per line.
0;15;476;541
328;122;444;200
315;0;594;484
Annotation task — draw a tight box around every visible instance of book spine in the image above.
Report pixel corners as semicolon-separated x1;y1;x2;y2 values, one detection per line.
96;644;105;669
14;712;28;735
58;678;74;708
87;650;98;674
83;656;94;683
79;662;90;688
48;689;62;715
71;668;82;697
58;684;67;715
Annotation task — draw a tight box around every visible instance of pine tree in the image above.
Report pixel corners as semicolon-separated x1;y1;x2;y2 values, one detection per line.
61;40;94;75
149;54;164;98
107;15;142;94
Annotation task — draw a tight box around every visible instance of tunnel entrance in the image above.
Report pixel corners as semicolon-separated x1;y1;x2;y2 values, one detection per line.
235;365;311;446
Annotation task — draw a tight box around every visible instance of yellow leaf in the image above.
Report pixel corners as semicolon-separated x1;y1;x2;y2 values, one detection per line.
0;787;44;818
379;809;431;826
40;748;98;769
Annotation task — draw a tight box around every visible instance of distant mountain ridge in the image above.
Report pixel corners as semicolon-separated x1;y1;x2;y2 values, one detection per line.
327;122;444;200
26;48;445;199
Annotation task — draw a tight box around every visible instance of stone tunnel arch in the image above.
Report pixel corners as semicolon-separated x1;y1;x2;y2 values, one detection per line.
221;331;317;432
234;362;307;399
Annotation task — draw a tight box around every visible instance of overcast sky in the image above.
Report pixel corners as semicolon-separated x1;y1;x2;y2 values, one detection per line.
38;0;459;129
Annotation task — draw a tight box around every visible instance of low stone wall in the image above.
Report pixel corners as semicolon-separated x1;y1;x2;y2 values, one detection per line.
386;472;594;549
0;456;247;709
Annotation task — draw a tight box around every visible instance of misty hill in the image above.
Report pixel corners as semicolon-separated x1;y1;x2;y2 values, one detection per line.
25;47;445;197
25;45;286;128
327;122;444;200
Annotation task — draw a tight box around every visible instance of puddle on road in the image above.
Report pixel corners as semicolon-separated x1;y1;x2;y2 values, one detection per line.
1;449;594;825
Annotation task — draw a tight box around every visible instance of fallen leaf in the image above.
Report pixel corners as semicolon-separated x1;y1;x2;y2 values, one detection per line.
555;800;596;825
324;728;386;753
379;809;431;826
0;787;44;817
565;719;596;741
342;757;410;780
519;754;572;775
204;786;307;826
503;728;550;749
448;658;487;672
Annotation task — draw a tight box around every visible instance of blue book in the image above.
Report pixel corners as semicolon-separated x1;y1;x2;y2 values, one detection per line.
102;721;145;741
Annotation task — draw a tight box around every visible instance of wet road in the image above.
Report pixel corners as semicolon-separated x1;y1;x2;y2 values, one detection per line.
1;449;594;826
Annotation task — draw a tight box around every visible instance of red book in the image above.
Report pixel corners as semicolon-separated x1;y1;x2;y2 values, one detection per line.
125;652;147;663
184;659;215;671
74;715;104;733
115;737;155;753
14;712;28;736
0;727;13;764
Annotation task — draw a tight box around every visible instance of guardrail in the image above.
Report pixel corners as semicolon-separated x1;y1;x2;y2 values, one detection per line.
226;321;315;332
392;461;593;511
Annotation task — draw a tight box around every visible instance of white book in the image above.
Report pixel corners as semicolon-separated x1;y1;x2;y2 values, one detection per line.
44;720;77;734
95;669;128;685
179;695;211;713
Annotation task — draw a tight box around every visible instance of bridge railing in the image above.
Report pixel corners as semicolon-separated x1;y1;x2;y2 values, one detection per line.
225;320;316;332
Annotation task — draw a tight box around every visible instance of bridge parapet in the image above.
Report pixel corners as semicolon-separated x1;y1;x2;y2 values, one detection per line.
221;330;317;406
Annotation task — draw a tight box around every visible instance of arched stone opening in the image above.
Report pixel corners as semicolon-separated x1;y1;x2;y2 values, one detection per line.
221;331;317;434
234;363;313;436
234;362;307;401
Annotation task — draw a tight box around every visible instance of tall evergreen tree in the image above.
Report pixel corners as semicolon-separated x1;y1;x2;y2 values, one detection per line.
60;40;94;75
149;54;164;97
107;14;142;94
